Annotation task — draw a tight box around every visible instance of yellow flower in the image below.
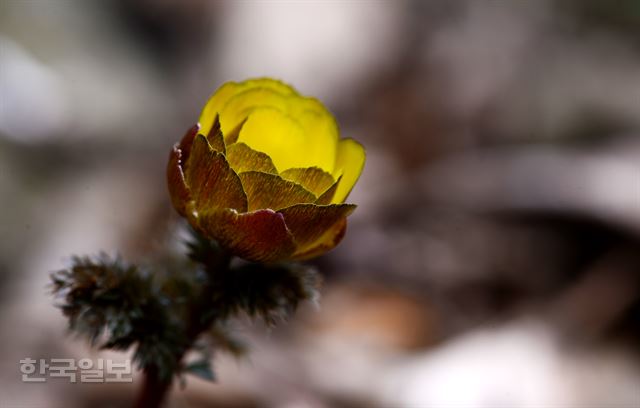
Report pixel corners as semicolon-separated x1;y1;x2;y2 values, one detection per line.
167;78;365;262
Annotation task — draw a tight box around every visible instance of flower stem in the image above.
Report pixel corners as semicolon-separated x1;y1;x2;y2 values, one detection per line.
132;245;232;408
133;364;172;408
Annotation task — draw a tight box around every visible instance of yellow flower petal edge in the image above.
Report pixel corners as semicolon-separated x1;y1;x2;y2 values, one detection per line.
199;78;298;138
200;79;339;172
167;77;365;262
332;138;366;203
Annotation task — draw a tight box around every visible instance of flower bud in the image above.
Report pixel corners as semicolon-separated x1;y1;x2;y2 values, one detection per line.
168;78;365;262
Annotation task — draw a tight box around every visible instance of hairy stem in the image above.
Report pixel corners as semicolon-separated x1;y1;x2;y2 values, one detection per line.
132;247;232;408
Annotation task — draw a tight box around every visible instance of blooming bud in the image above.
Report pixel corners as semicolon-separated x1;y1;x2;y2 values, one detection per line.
167;78;365;262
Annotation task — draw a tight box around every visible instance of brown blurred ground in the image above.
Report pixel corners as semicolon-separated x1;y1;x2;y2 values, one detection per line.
1;1;640;407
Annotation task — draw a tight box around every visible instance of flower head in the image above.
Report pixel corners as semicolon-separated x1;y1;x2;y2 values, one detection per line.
168;78;365;262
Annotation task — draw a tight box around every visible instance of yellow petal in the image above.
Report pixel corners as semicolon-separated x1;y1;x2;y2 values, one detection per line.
219;87;291;138
198;78;297;137
295;111;337;171
241;78;297;95
290;98;339;171
198;82;240;138
332;138;365;203
239;171;316;211
280;167;335;196
236;108;309;171
226;142;277;174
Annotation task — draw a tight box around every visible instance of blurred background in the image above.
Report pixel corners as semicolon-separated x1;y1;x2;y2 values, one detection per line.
1;0;640;407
